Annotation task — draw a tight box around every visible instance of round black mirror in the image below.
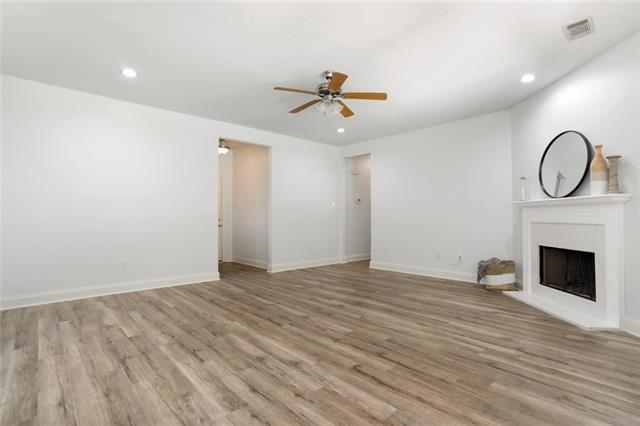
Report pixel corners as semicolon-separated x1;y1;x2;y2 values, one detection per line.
538;131;591;198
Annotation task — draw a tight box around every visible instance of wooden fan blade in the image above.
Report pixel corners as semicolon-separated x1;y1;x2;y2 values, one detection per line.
342;92;388;100
328;72;348;91
274;87;317;95
290;99;321;113
338;101;354;118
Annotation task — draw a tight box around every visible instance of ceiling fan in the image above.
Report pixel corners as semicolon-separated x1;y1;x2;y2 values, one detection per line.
274;71;387;118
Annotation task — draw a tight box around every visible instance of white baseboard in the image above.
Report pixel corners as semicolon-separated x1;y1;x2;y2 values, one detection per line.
268;257;342;273
231;256;268;269
342;253;371;263
0;272;220;311
622;315;640;337
369;261;476;283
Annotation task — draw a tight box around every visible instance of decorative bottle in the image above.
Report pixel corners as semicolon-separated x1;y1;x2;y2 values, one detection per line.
520;177;528;201
590;145;608;195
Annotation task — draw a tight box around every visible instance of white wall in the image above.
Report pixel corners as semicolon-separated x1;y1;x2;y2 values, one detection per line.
268;140;341;272
511;32;640;332
1;75;341;308
232;143;268;268
342;111;513;282
345;154;371;261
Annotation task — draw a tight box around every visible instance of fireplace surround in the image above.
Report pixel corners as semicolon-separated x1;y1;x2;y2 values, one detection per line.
511;193;631;329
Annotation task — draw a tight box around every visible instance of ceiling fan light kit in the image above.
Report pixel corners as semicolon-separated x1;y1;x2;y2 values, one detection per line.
274;70;387;118
318;98;343;115
218;140;230;155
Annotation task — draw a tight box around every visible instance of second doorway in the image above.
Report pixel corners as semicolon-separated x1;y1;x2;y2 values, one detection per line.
218;139;269;272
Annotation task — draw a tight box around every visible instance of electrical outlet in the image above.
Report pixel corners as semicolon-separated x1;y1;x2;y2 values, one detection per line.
457;253;463;262
121;259;128;269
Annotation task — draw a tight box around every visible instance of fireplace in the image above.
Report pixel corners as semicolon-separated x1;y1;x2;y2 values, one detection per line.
512;194;630;329
539;246;596;301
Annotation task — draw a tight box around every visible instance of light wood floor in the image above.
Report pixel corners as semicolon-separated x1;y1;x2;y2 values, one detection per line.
2;262;639;425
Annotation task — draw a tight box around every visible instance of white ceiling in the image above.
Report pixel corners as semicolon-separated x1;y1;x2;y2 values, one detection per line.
2;2;639;146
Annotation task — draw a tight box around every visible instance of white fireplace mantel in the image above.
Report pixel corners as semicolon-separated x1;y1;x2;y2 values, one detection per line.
510;193;631;329
512;193;632;208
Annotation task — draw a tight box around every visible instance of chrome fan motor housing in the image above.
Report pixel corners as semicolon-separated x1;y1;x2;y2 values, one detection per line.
317;81;342;99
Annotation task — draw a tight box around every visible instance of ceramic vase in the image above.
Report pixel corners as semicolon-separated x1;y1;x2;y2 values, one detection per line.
607;155;622;194
590;144;608;195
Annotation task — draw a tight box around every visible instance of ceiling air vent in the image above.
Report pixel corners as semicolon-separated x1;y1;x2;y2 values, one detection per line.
563;17;595;41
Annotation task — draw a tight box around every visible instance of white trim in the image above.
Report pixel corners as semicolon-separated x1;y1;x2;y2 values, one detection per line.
268;257;342;273
512;193;631;207
231;256;268;269
369;261;476;283
0;272;220;311
622;316;640;337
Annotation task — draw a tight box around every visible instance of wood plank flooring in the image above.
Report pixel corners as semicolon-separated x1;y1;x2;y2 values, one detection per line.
1;261;639;425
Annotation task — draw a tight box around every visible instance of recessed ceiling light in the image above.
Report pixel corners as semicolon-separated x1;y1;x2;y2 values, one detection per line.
121;68;138;78
337;128;345;134
520;73;535;83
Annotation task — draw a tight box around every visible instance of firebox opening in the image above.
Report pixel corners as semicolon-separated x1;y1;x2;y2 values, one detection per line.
539;246;596;301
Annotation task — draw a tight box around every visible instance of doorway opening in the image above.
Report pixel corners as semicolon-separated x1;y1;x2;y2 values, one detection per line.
344;154;371;263
218;139;269;274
